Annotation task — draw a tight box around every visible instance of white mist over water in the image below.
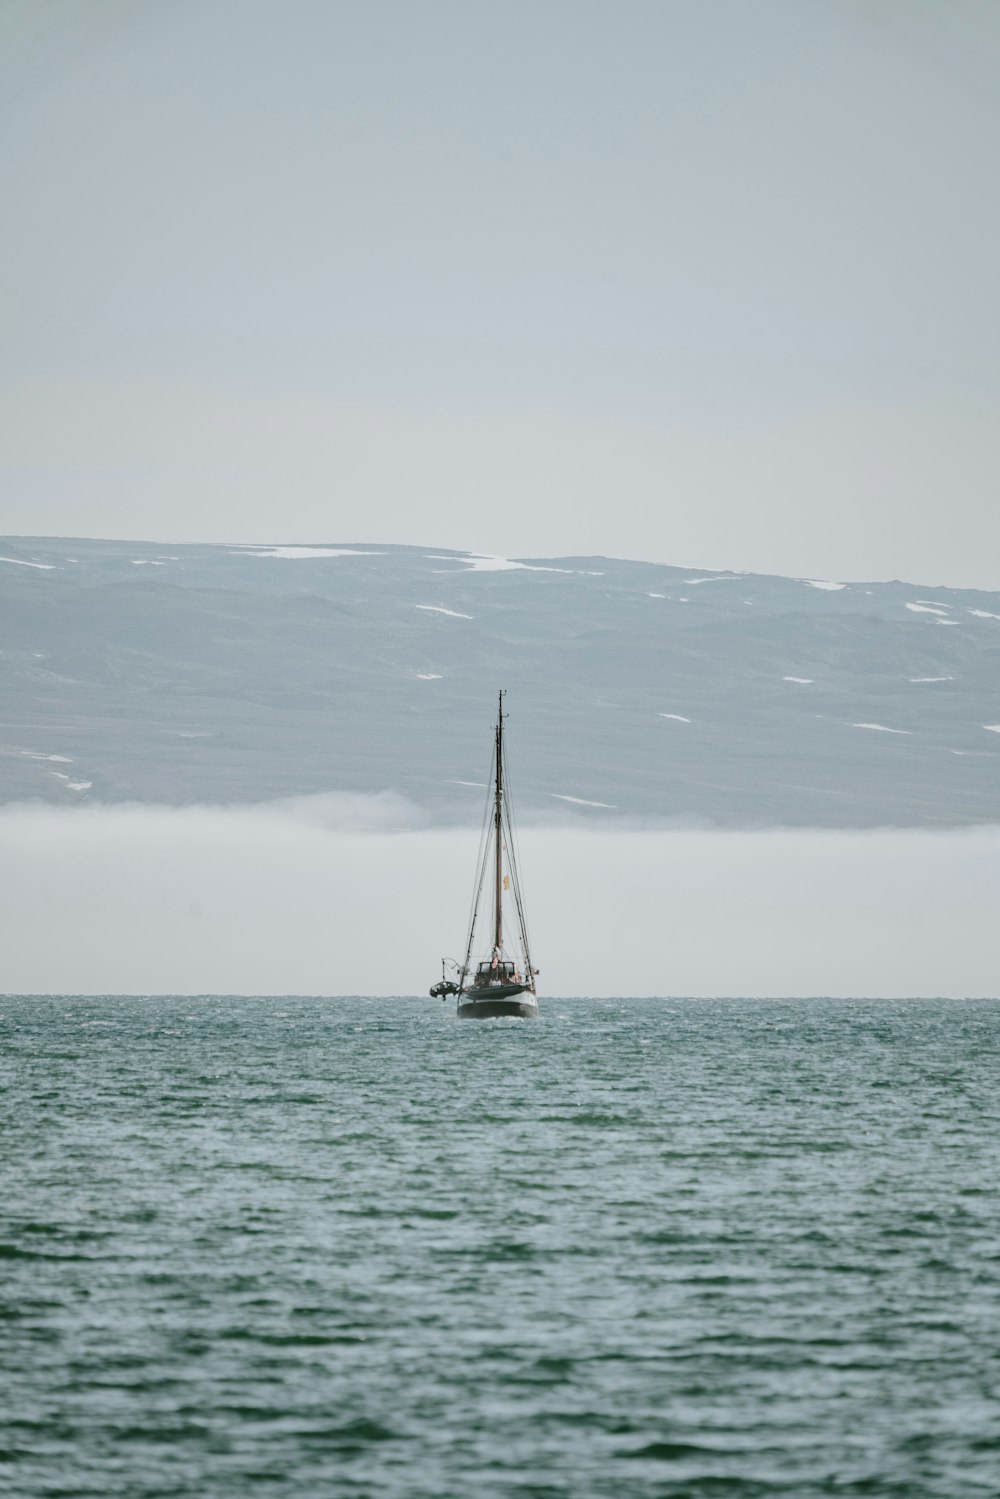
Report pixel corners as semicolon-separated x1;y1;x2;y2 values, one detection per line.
1;799;998;997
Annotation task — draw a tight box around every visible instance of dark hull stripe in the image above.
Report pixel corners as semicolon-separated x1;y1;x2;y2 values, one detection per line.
457;998;539;1020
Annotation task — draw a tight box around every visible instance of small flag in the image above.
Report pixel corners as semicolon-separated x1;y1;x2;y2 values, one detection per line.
503;875;510;891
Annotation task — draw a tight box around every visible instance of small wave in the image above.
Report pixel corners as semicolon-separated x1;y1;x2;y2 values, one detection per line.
219;1329;368;1347
615;1439;732;1461
0;1243;97;1262
481;1240;538;1260
102;1422;223;1446
294;1418;399;1448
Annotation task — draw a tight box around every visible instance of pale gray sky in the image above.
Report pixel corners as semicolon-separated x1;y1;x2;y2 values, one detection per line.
2;0;999;584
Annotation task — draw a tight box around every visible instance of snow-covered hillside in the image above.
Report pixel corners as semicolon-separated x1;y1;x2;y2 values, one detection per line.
2;537;999;826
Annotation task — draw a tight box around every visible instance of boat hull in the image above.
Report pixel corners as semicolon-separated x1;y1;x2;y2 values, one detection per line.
458;988;538;1020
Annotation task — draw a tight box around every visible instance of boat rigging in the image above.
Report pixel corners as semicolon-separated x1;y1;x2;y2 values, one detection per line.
429;692;539;1019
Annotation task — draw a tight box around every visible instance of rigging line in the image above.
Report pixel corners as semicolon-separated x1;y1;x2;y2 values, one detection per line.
463;828;490;977
499;821;530;962
499;804;525;957
503;791;528;929
500;748;532;962
510;851;531;958
499;827;518;953
501;736;529;914
464;865;488;975
464;817;491;957
461;739;496;976
499;819;519;922
502;821;532;968
466;783;491;930
464;731;498;953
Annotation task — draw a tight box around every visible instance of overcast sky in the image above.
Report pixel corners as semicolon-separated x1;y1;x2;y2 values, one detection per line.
2;0;999;585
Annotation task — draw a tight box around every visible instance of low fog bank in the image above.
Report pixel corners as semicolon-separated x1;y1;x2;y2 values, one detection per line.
2;799;998;997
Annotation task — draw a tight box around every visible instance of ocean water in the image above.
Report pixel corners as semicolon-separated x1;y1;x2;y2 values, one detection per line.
2;997;999;1498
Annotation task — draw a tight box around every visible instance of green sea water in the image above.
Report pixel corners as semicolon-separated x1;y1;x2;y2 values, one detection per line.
2;996;999;1498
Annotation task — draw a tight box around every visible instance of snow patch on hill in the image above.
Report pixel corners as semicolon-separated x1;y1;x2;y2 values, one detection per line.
236;547;382;559
551;793;616;809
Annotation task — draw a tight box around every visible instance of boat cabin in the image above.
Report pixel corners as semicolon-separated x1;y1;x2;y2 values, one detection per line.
475;958;522;986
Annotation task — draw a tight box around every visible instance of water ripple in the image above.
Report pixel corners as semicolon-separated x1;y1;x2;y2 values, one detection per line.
2;995;999;1497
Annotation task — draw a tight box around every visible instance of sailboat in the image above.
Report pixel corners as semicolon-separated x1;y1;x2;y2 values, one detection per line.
430;692;539;1018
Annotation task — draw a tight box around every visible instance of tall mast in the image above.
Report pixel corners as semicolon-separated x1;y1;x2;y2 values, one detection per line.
494;690;504;951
